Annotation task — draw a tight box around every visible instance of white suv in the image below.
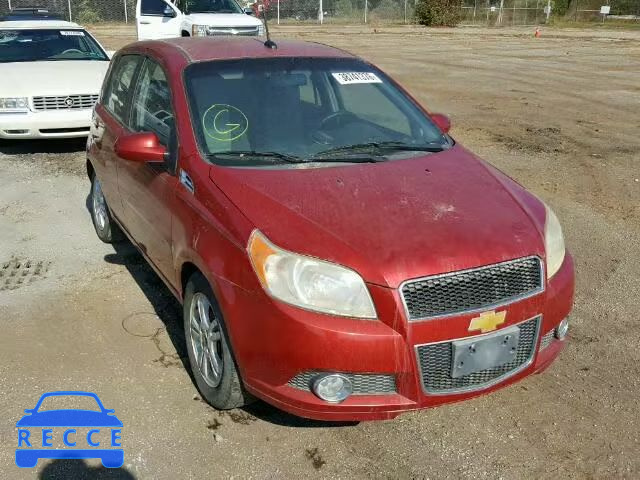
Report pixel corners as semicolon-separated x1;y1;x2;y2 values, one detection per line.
136;0;264;40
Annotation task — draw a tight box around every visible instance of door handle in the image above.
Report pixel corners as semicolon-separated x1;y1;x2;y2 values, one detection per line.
140;20;151;24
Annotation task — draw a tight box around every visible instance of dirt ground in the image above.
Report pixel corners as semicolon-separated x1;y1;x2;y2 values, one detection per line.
0;25;639;479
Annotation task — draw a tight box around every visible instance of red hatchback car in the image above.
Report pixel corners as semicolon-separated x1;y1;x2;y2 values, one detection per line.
86;37;574;421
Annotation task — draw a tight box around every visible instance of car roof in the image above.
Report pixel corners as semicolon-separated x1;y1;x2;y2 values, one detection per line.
0;19;81;29
130;37;356;64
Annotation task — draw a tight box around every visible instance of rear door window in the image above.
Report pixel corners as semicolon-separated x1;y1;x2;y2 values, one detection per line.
103;55;143;124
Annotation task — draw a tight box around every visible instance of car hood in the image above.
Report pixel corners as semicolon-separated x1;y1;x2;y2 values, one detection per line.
16;410;123;427
184;13;263;27
0;61;109;98
209;145;546;288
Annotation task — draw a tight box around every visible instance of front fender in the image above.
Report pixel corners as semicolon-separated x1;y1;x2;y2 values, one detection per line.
180;19;193;33
171;169;258;301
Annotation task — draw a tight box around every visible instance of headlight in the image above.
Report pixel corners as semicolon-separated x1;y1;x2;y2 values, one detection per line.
0;97;29;112
544;203;566;278
192;24;208;36
247;230;377;319
257;23;265;36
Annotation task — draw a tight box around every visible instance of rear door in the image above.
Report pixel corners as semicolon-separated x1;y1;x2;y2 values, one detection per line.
136;0;182;40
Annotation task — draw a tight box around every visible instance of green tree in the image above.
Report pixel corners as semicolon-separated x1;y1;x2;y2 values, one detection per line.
415;0;463;26
75;0;102;23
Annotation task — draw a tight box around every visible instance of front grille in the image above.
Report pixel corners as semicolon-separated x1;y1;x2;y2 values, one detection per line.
32;94;99;111
539;329;555;350
401;256;544;320
39;128;89;134
207;26;259;36
288;372;396;395
416;316;540;394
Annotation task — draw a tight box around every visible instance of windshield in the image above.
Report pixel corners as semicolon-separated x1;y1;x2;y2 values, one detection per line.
185;57;449;167
181;0;243;14
0;28;108;63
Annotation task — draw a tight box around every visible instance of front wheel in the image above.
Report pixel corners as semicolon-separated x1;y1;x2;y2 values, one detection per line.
183;273;252;410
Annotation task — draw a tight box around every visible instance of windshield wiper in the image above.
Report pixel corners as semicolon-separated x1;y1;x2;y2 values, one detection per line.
310;141;446;159
304;154;387;164
208;150;303;164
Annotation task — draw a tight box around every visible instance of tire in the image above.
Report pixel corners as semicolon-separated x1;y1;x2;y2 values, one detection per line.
183;273;252;410
90;173;124;243
181;31;190;37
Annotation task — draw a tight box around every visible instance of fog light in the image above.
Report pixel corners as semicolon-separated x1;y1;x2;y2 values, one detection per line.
312;374;352;403
555;317;569;340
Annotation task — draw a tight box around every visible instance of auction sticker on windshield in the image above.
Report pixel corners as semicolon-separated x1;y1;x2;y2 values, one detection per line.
331;72;382;85
60;31;85;36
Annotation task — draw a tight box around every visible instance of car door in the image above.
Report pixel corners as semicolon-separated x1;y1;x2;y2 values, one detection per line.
116;57;179;285
136;0;182;40
91;54;145;221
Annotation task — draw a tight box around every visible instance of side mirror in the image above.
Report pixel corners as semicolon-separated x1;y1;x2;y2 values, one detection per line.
163;5;177;17
115;132;167;163
244;7;254;15
24;409;34;414
430;113;451;134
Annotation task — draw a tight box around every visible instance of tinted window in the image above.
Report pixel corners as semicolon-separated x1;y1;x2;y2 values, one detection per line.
0;29;108;63
141;0;172;15
184;58;448;166
181;0;242;14
103;55;142;124
131;60;174;146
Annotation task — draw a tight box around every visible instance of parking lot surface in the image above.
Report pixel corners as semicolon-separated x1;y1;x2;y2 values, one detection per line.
1;25;639;479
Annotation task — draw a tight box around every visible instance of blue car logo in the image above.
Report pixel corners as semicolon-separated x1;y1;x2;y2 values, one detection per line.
16;391;123;468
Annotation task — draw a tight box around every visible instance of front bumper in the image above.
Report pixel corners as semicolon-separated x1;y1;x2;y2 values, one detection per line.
222;254;574;421
0;109;92;139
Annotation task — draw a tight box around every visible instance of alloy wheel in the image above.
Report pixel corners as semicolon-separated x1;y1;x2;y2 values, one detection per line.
92;178;108;231
189;292;224;388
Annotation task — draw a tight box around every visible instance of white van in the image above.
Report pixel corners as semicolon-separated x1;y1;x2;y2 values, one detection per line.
136;0;264;40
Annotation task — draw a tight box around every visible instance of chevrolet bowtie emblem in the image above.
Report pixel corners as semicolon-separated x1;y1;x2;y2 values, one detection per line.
468;310;506;333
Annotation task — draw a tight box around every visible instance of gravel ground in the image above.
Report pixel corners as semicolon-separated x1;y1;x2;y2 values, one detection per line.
0;25;639;479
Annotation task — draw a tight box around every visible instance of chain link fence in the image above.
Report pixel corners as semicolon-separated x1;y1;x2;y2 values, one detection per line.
0;0;135;23
0;0;638;25
272;0;415;24
461;0;549;25
571;0;640;21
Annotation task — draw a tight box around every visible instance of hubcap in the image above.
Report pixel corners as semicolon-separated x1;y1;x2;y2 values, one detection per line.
189;292;224;388
92;179;108;231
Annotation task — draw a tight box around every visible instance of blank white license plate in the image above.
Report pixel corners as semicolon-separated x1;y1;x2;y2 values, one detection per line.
451;326;520;378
